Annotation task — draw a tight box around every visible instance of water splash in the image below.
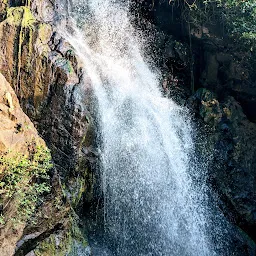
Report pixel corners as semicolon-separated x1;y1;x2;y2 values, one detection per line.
61;0;224;255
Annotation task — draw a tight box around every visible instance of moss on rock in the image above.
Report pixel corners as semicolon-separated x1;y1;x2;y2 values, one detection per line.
6;7;36;27
33;216;88;256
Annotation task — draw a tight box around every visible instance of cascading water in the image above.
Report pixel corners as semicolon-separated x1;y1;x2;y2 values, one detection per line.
61;1;228;255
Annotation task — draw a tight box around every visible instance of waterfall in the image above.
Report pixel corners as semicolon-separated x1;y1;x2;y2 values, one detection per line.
61;0;225;255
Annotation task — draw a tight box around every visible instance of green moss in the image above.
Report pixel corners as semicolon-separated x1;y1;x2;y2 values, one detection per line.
34;232;72;256
34;216;88;256
71;177;86;207
6;7;37;90
7;7;36;27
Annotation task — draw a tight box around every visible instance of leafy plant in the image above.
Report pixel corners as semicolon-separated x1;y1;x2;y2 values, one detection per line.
169;0;256;48
0;145;52;226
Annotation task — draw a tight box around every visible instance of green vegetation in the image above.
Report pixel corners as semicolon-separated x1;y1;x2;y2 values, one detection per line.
34;216;88;256
205;0;256;41
170;0;256;47
0;145;52;226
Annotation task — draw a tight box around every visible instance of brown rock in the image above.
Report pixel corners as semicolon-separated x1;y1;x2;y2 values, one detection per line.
0;72;44;154
0;72;46;256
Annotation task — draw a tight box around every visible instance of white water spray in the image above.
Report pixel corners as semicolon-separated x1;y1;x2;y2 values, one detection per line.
61;0;221;255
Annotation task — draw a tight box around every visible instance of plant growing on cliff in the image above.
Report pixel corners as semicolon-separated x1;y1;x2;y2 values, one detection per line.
0;145;52;226
169;0;256;47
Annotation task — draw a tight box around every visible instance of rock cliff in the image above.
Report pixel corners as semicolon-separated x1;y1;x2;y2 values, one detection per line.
0;72;75;256
136;0;256;251
0;1;92;255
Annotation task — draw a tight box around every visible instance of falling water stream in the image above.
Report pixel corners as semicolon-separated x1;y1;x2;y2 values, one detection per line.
60;0;227;255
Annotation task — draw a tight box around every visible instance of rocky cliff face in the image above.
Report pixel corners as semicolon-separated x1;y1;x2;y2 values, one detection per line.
188;90;256;247
136;0;256;252
0;72;45;256
0;72;73;256
0;1;93;255
0;0;96;204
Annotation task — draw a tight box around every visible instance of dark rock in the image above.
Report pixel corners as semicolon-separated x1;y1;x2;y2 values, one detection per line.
189;88;256;244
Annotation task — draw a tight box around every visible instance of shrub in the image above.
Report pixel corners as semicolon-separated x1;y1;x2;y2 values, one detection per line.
169;0;256;48
0;145;52;226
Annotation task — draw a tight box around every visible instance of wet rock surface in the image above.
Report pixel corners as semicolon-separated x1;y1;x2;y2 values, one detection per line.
0;2;93;255
188;89;256;241
136;0;256;251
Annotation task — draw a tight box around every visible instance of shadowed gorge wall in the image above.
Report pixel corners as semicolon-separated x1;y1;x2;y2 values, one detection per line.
133;0;256;248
